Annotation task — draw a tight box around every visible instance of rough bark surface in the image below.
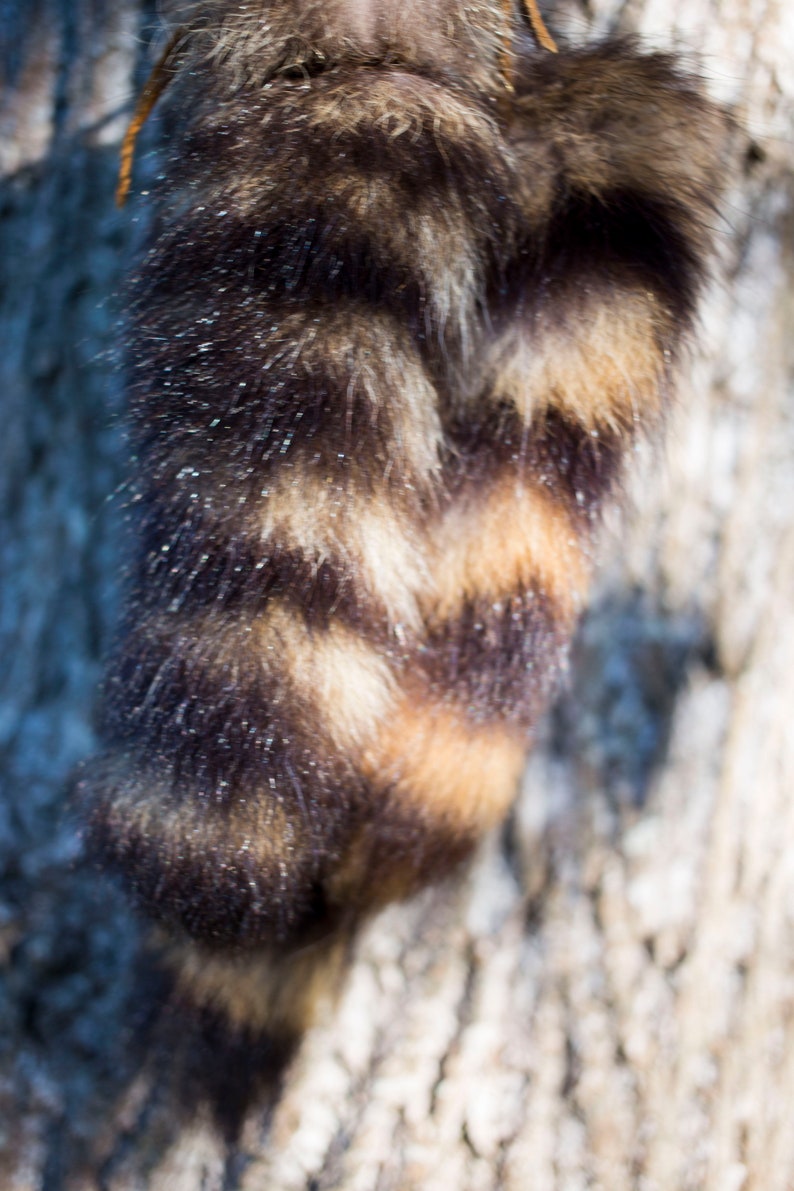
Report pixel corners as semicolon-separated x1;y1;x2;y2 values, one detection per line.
2;1;793;1188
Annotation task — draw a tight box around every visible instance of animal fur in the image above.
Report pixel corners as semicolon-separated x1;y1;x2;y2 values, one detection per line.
81;0;728;1056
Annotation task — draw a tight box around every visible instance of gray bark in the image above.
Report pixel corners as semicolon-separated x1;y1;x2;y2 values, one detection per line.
2;1;793;1187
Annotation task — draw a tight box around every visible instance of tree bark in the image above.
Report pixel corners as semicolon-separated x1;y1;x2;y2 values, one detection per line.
2;1;793;1187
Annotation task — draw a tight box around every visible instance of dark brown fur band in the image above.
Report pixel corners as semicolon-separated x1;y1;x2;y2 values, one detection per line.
80;1;729;1046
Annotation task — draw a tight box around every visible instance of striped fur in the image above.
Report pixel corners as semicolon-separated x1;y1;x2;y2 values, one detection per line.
81;1;728;1045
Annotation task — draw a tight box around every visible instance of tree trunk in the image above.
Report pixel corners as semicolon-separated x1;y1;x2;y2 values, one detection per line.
2;1;793;1187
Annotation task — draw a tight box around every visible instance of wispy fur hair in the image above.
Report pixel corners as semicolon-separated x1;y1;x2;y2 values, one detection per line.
81;0;728;1057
